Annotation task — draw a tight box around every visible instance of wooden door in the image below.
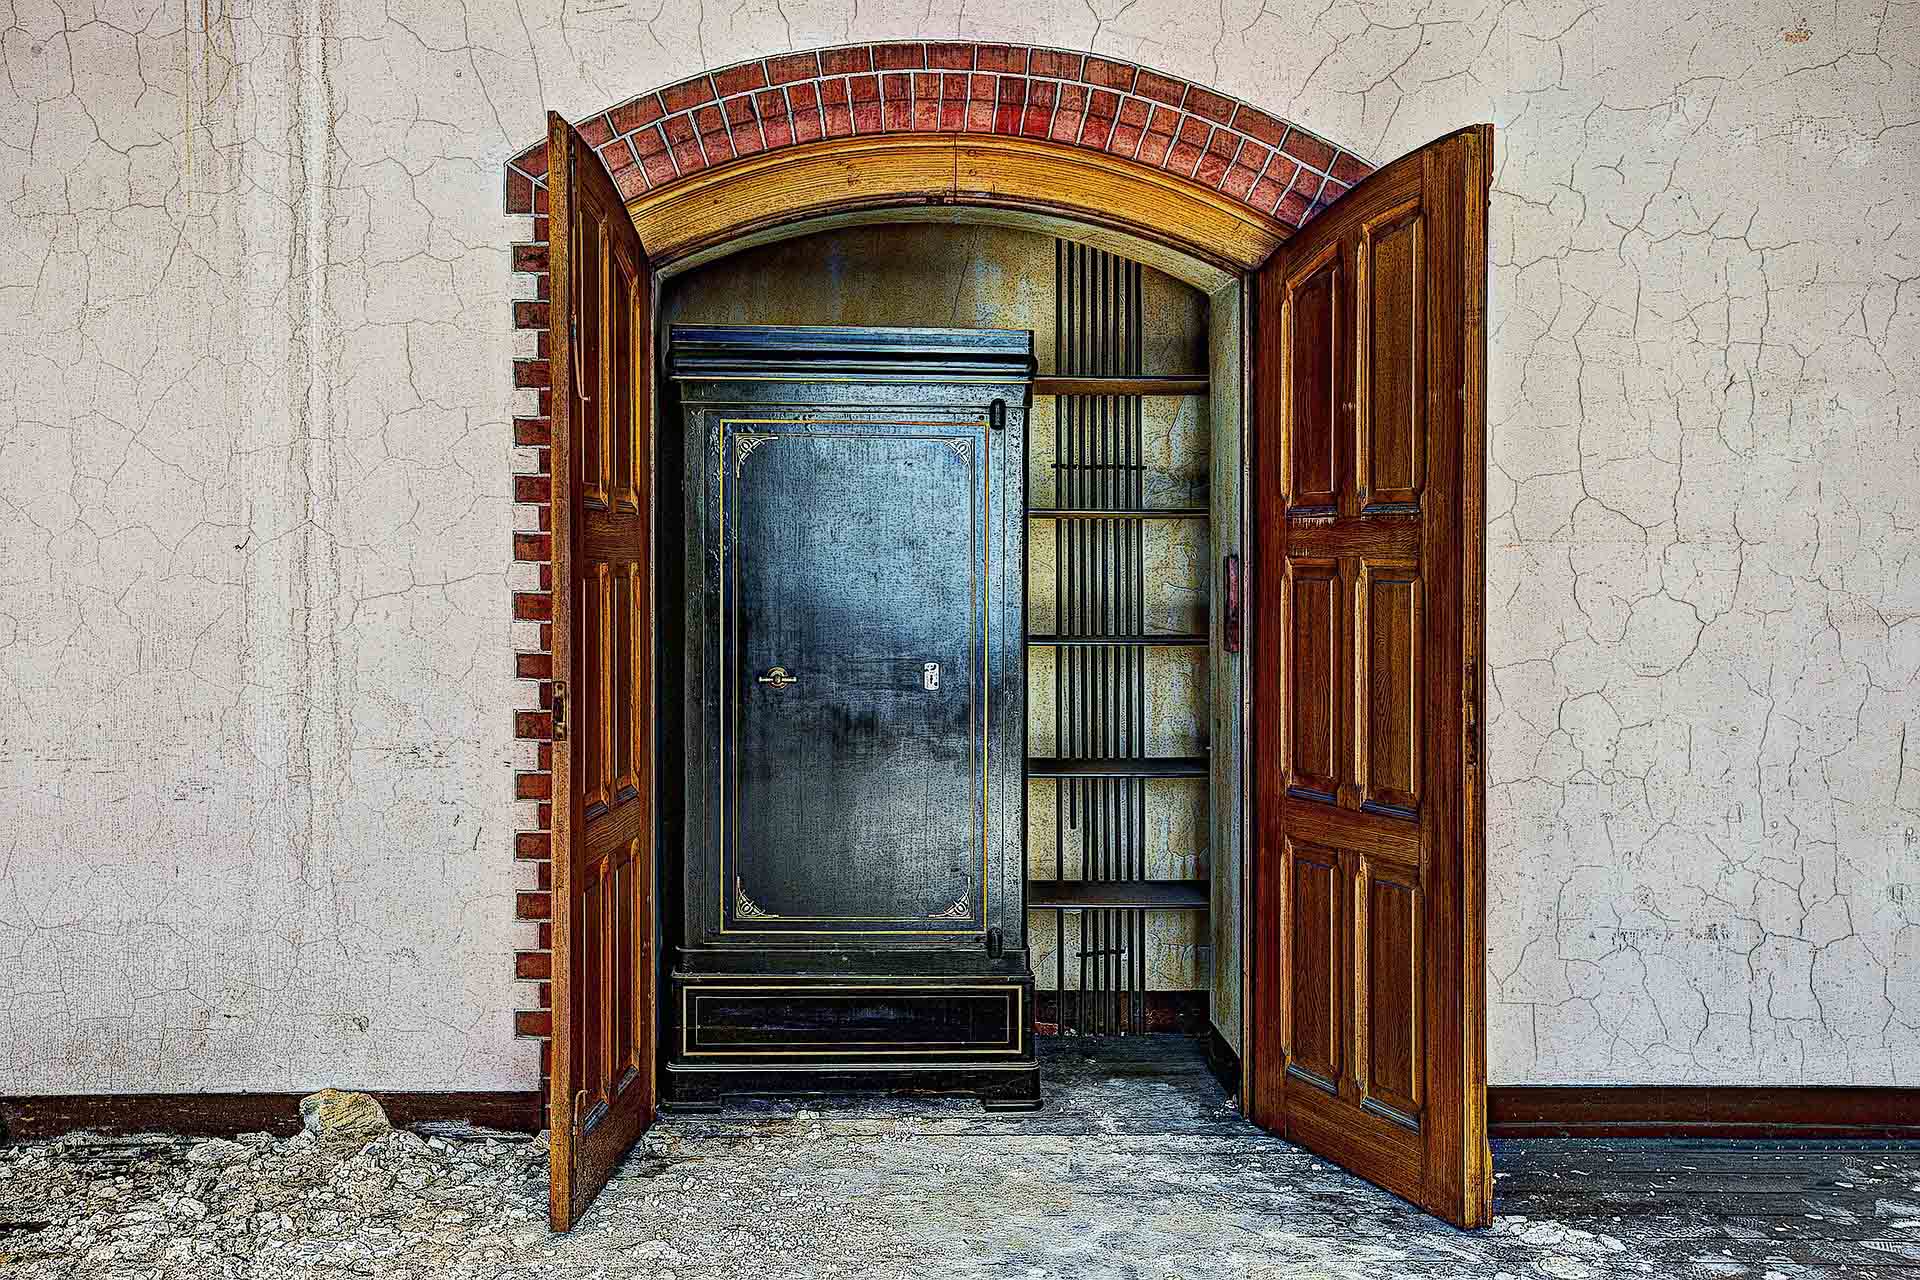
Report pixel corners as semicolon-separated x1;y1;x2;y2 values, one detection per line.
1248;125;1493;1227
547;111;658;1233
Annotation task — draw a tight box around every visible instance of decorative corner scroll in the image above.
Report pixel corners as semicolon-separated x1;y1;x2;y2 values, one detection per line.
735;876;776;919
734;432;778;475
943;437;973;463
928;897;972;920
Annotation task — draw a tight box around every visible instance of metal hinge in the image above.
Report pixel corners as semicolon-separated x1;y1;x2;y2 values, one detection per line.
989;399;1006;431
985;927;1005;959
552;679;568;741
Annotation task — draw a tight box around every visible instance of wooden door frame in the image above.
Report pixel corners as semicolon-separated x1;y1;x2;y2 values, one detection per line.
507;115;1326;1059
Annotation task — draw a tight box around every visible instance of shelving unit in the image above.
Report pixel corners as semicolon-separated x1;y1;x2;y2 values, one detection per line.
1024;240;1213;1036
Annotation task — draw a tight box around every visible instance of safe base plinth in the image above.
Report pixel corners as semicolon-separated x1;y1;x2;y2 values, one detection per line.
664;1062;1042;1111
665;971;1038;1110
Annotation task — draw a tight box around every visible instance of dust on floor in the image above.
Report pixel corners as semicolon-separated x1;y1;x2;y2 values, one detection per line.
2;1039;1916;1279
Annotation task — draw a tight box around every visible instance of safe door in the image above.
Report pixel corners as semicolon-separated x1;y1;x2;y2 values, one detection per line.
725;421;988;934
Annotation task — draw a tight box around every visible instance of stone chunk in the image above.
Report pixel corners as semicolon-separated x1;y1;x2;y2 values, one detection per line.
183;1137;248;1167
297;1090;391;1147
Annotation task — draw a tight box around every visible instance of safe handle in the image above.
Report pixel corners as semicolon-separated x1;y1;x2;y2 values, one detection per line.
757;666;799;689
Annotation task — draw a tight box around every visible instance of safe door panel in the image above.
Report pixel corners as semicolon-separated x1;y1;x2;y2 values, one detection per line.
722;420;988;934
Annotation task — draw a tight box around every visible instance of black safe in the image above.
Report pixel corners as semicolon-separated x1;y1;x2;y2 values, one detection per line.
664;325;1038;1109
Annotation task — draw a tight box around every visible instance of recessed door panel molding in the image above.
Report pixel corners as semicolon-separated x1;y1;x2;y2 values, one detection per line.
611;565;638;802
1284;558;1344;801
1356;199;1426;512
610;242;641;514
1357;855;1423;1125
1282;243;1342;514
547;112;659;1233
1285;839;1344;1092
1356;558;1423;816
1250;125;1492;1228
579;564;610;817
721;422;986;931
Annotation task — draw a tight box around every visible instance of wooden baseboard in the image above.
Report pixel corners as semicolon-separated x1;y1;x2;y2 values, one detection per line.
11;1084;1916;1143
1487;1086;1920;1139
0;1091;544;1142
1203;1023;1241;1098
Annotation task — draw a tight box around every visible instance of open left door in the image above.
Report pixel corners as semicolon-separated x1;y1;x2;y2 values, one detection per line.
1248;125;1493;1227
546;111;658;1233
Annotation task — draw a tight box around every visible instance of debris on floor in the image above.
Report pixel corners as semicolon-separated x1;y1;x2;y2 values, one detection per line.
1;1041;1915;1278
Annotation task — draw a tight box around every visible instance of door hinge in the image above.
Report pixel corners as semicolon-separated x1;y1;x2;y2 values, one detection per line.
989;399;1007;431
552;679;568;741
985;927;1005;959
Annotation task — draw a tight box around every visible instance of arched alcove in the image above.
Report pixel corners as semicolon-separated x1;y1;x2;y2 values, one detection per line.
501;40;1373;1053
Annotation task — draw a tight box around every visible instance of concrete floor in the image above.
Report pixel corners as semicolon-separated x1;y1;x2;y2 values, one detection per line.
4;1037;1918;1278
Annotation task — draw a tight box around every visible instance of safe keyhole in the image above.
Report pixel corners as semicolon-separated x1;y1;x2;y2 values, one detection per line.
921;662;941;692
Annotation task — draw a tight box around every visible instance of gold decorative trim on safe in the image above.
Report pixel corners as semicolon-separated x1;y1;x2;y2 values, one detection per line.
716;419;992;933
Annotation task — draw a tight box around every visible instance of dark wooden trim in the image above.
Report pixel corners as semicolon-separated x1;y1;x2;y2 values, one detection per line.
1033;375;1209;397
1025;879;1210;911
1204;1024;1242;1099
13;1084;1916;1142
0;1091;544;1142
1487;1086;1920;1139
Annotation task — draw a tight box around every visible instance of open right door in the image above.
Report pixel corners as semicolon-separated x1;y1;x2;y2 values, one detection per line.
1248;125;1493;1228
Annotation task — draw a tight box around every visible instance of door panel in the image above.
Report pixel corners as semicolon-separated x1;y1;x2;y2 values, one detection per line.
725;422;988;930
548;111;658;1234
1283;246;1341;514
1357;200;1426;510
1357;559;1422;815
1286;841;1343;1090
1249;125;1492;1227
1284;560;1343;801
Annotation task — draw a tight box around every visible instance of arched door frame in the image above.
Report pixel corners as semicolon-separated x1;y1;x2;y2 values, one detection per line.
504;39;1372;1072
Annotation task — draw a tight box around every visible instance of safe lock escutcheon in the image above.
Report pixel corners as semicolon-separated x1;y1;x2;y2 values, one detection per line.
757;666;799;690
922;662;941;692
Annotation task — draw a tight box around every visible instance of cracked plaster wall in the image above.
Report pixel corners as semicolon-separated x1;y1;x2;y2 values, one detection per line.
0;0;1913;1090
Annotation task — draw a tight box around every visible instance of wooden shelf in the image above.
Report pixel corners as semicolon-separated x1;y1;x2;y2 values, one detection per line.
1026;756;1208;779
1025;507;1209;520
1026;879;1210;911
1026;633;1207;647
1033;375;1209;397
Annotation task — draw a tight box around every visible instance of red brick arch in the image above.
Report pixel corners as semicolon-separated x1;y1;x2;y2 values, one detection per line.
503;42;1371;227
500;41;1372;1061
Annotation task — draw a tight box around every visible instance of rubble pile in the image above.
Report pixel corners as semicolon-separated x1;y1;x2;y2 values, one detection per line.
0;1093;887;1280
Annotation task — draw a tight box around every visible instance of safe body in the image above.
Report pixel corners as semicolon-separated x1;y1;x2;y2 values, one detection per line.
665;325;1037;1108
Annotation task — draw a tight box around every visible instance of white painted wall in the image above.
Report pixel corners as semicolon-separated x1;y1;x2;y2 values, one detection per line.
0;0;1913;1091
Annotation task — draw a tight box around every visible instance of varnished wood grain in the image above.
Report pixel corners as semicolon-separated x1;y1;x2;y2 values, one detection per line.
547;112;659;1234
627;136;1286;273
1248;125;1493;1229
